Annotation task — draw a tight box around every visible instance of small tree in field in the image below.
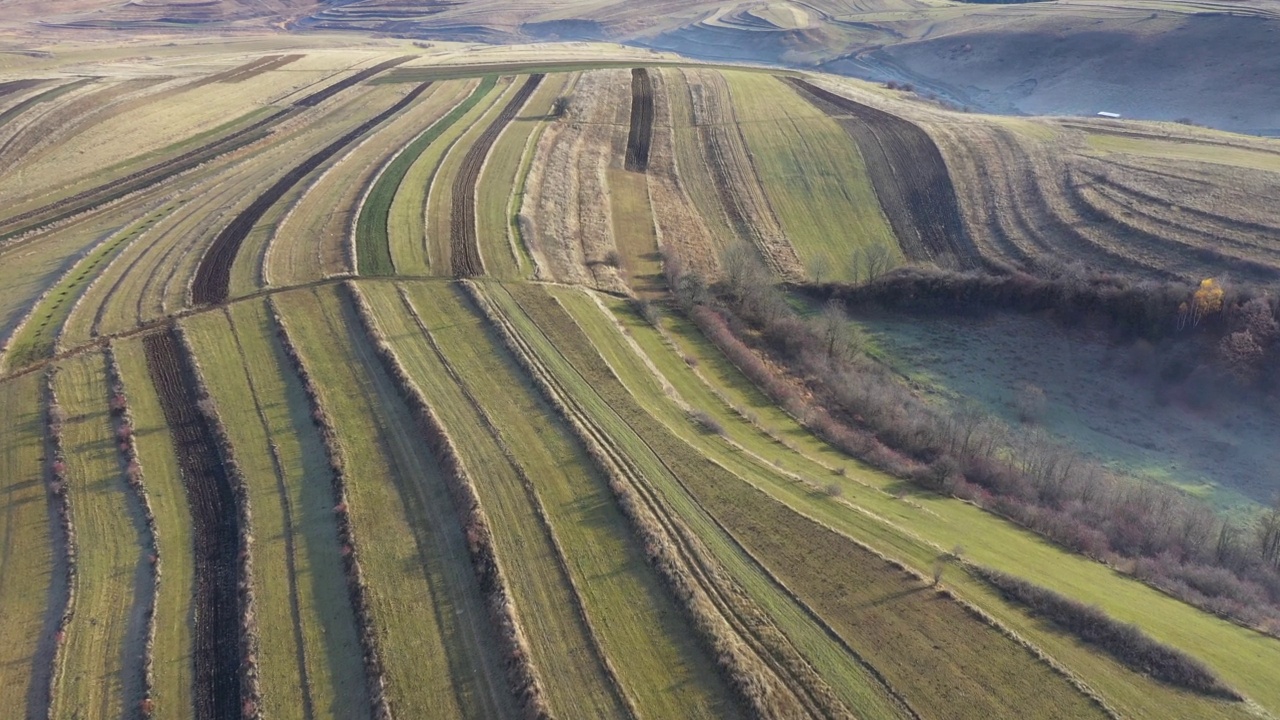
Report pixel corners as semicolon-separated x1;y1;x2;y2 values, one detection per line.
933;545;965;586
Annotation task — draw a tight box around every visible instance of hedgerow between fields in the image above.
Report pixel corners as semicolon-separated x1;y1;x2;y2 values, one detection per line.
665;246;1280;643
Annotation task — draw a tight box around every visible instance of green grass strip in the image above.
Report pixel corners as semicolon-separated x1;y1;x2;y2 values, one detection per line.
356;76;497;276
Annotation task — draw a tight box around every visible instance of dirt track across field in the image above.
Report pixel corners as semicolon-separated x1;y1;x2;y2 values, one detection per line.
190;81;433;305
787;78;978;268
450;73;545;278
625;68;653;172
142;328;240;720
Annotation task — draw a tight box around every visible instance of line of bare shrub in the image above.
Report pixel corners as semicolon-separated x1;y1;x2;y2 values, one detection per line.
343;281;551;720
395;286;638;719
173;326;263;720
43;366;78;720
460;280;782;720
105;344;162;719
265;297;392;720
667;249;1280;639
971;566;1240;698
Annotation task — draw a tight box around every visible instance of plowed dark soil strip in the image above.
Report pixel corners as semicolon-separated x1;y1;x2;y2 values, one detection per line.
212;54;303;84
191;81;433;305
0;57;412;245
141;328;239;720
785;78;979;269
450;74;544;277
625;68;654;172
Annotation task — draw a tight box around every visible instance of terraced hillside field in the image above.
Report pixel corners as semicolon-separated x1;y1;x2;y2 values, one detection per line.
1;38;1278;720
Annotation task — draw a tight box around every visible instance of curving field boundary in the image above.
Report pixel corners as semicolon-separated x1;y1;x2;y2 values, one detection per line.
786;78;978;269
450;74;545;278
191;82;433;305
624;68;653;173
141;329;240;720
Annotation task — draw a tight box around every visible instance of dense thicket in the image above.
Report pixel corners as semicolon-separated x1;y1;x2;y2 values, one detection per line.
807;265;1280;387
972;567;1238;699
665;248;1280;637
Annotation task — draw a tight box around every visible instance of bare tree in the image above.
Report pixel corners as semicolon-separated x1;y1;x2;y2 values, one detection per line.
848;243;896;285
807;254;832;285
816;299;862;364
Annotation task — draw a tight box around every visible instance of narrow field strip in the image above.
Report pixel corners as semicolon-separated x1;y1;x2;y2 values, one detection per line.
4;205;176;371
266;79;473;287
50;352;148;720
104;344;162;718
392;78;510;276
183;303;370;720
398;279;740;719
589;295;1261;720
666;68;736;254
786;78;978;268
112;339;195;719
0;104;289;245
685;69;800;279
608;168;664;296
645;68;721;278
625;68;654;172
725;73;899;281
473;73;569;279
424;76;519;276
517;69;629;292
356;280;626;718
141;329;241;720
356;76;495;276
450;75;546;278
191;81;434;305
477;281;876;719
0;372;55;717
272;285;515;719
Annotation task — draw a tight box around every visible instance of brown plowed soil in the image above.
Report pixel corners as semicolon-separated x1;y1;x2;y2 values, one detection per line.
141;328;240;720
190;81;433;306
624;68;653;172
450;73;545;278
787;78;979;269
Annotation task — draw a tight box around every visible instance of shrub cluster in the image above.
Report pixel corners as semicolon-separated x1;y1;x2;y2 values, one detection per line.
268;298;392;720
973;567;1240;698
344;282;551;720
175;327;263;720
669;247;1280;637
104;345;162;718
